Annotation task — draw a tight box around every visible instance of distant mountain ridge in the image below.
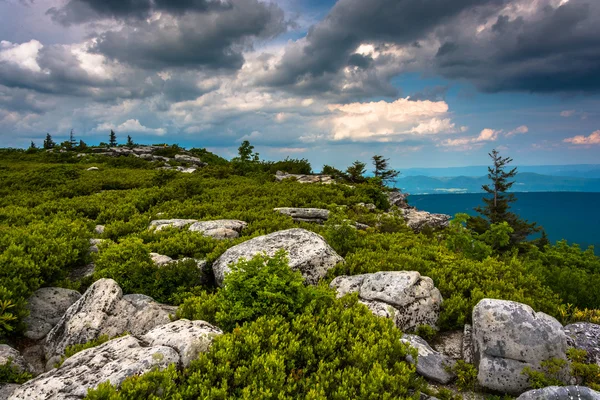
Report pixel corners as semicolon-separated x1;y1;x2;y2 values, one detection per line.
399;164;600;179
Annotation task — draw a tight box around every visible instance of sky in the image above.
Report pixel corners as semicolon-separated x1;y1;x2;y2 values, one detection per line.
0;0;599;169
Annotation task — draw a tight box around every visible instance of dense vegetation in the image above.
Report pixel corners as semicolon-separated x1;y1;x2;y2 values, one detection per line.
0;144;599;396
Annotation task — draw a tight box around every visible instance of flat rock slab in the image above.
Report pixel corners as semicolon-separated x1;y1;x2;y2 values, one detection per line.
44;279;175;360
9;336;179;400
401;334;455;384
213;228;343;287
24;288;82;340
564;322;600;365
274;208;329;223
517;386;600;400
149;219;197;231
402;209;451;232
188;220;247;239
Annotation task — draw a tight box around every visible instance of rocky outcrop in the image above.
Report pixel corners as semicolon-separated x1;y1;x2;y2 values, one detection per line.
0;345;32;374
472;299;568;394
9;336;179;400
188;220;247;239
149;219;197;231
213;228;343;287
24;288;82;340
44;279;175;360
564;322;600;365
142;319;222;367
517;386;600;400
401;334;455;384
174;154;205;166
275;171;334;184
329;272;443;331
388;191;411;210
401;209;451;232
274;208;330;224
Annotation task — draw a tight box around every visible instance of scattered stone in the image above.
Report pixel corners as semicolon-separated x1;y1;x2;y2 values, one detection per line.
149;219;197;231
213;228;343;287
44;279;175;359
401;334;456;384
472;299;568;394
516;386;600;400
88;238;105;254
0;345;32;374
86;167;99;171
142;319;222;367
188;220;247;239
150;252;174;267
401;209;451;232
94;225;105;235
330;271;443;331
274;208;330;223
177;167;197;173
69;263;95;281
432;330;464;361
564;322;600;365
357;203;377;211
10;336;179;400
24;288;82;341
275;171;334;184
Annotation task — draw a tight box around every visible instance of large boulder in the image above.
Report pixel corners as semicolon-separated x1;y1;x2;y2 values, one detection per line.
174;154;206;166
400;334;455;384
274;171;334;184
274;208;329;224
148;219;197;231
329;272;443;331
472;299;568;394
24;288;82;340
44;279;175;360
401;209;451;232
9;336;179;400
564;322;600;365
517;386;600;400
0;345;32;374
212;228;343;287
387;191;411;210
142;319;222;367
188;220;247;239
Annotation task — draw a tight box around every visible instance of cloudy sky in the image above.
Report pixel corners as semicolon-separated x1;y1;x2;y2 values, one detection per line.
1;0;599;169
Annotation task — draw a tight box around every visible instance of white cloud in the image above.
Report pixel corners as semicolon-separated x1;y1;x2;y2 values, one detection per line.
0;40;43;72
560;110;576;117
564;130;600;145
476;128;501;141
326;97;454;142
506;125;528;137
96;119;166;135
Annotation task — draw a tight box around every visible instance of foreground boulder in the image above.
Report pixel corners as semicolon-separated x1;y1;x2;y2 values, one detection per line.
212;228;343;286
9;336;179;400
329;271;443;331
400;334;455;384
188;219;247;239
401;209;451;232
274;208;329;223
44;279;175;360
0;345;32;374
517;386;600;400
472;299;567;394
24;288;82;340
564;322;600;365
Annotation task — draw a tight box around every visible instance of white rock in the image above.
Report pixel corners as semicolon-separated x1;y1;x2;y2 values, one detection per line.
88;238;105;254
517;386;600;400
149;219;197;231
213;228;343;287
188;220;247;240
86;167;99;171
401;209;451;232
93;225;105;235
142;320;222;367
401;334;455;384
149;252;174;267
24;288;82;340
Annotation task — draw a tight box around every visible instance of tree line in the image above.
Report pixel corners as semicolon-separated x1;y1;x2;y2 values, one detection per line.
31;130;135;151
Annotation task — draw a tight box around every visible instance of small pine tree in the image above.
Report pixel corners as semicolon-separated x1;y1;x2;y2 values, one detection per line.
79;140;87;150
346;161;366;183
29;141;37;150
372;155;400;186
237;140;259;162
109;130;117;147
43;133;55;149
126;135;134;148
69;129;77;148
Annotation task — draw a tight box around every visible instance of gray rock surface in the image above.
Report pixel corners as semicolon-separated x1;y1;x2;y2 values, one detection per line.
472;299;568;394
174;154;206;166
188;220;247;239
274;208;330;223
0;345;31;374
462;324;474;364
0;384;20;400
516;386;600;400
69;264;95;280
88;238;105;254
275;171;334;184
432;330;464;360
329;271;443;331
564;322;600;365
142;319;222;367
401;209;451;232
401;334;456;384
213;228;343;286
94;225;105;235
388;191;411;210
9;336;179;400
149;219;197;231
24;288;82;340
44;279;175;359
150;252;174;266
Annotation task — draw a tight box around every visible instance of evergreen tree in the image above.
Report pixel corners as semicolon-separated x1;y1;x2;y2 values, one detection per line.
346;161;366;183
372;155;400;186
126;135;135;148
470;149;540;246
237;140;259;162
79;140;87;150
43;133;55;149
109;130;117;147
69;129;77;149
28;141;37;150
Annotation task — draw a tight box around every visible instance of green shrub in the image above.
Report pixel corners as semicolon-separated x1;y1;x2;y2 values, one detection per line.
0;359;33;384
450;360;478;391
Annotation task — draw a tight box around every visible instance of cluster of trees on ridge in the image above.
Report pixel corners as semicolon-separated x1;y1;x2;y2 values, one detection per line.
1;140;599;396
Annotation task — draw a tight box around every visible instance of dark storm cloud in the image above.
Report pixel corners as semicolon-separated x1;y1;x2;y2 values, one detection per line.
262;0;507;90
47;0;230;25
89;0;286;70
434;0;600;93
0;85;55;114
